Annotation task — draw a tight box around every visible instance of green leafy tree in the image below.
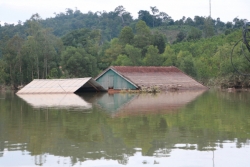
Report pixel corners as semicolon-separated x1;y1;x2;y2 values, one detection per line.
113;54;132;66
150;6;159;27
125;44;142;65
3;35;24;88
61;46;98;77
143;45;162;66
138;10;153;27
175;31;186;43
0;59;7;84
162;45;177;66
104;38;123;64
62;28;101;57
119;26;134;45
153;31;166;54
204;17;215;38
187;27;202;41
133;21;152;56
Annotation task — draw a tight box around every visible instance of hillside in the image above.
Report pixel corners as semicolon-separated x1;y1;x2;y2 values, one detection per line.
0;6;249;89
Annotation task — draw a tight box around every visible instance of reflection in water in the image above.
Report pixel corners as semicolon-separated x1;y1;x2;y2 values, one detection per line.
0;90;250;166
95;91;206;117
16;93;92;110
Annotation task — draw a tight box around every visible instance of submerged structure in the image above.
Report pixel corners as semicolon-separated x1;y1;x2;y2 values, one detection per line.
16;78;106;94
95;66;207;91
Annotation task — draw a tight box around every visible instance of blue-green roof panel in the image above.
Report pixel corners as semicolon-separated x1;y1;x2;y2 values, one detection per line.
96;69;137;90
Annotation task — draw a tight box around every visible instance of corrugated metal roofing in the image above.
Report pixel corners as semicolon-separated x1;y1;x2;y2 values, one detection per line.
17;78;106;94
17;94;92;110
96;66;207;90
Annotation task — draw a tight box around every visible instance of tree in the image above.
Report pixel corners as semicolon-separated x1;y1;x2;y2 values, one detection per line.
0;59;7;84
150;6;159;27
23;19;63;81
3;35;24;88
125;44;142;65
187;27;202;41
104;38;123;64
61;46;98;77
194;16;205;27
143;45;162;66
162;45;177;66
119;26;134;45
114;6;127;25
185;17;194;26
175;31;186;43
204;17;215;38
153;31;166;54
133;21;152;54
158;12;171;25
62;28;101;57
138;10;153;27
113;54;132;66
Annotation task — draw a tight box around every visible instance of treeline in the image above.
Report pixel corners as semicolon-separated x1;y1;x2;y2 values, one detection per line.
0;6;249;89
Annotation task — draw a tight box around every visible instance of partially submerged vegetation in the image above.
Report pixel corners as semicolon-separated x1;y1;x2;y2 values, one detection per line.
0;6;249;89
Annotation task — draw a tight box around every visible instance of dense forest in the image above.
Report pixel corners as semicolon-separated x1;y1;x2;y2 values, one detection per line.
0;6;249;89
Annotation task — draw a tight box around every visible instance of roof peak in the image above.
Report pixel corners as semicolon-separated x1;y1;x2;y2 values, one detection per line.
110;66;181;73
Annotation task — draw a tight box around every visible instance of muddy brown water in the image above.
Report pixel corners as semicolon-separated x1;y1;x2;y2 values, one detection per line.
0;90;249;167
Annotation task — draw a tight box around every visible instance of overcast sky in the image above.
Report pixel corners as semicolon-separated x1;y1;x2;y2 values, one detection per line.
0;0;249;25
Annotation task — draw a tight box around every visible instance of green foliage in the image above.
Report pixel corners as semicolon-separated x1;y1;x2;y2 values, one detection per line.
104;38;123;65
187;27;202;41
143;45;162;66
133;21;152;50
61;46;98;77
0;7;248;87
175;31;186;43
204;17;215;38
62;28;101;57
162;45;177;66
0;59;7;84
125;44;142;65
179;54;196;77
119;26;134;45
152;31;166;54
113;54;132;66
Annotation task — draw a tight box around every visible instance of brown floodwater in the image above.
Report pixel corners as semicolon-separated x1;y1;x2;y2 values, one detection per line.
0;90;249;167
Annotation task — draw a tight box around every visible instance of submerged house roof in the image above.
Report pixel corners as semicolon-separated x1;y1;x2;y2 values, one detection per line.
16;77;106;94
95;66;207;90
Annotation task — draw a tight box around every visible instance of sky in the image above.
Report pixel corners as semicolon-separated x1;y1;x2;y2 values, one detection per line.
0;0;249;25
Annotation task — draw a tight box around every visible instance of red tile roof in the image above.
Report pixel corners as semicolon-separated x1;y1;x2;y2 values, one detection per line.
112;66;181;73
96;66;207;90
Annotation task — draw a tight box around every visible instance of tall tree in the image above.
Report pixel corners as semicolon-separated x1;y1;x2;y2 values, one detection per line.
133;20;152;53
143;45;162;66
119;26;134;45
114;6;127;25
153;31;166;54
138;10;153;27
3;35;24;88
125;44;142;65
204;17;215;38
150;6;159;27
187;27;202;41
61;46;98;77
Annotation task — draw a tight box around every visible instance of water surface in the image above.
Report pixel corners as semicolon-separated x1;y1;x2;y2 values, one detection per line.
0;90;250;167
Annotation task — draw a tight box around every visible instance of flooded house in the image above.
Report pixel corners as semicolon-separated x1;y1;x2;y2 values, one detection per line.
16;77;106;94
95;66;207;91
